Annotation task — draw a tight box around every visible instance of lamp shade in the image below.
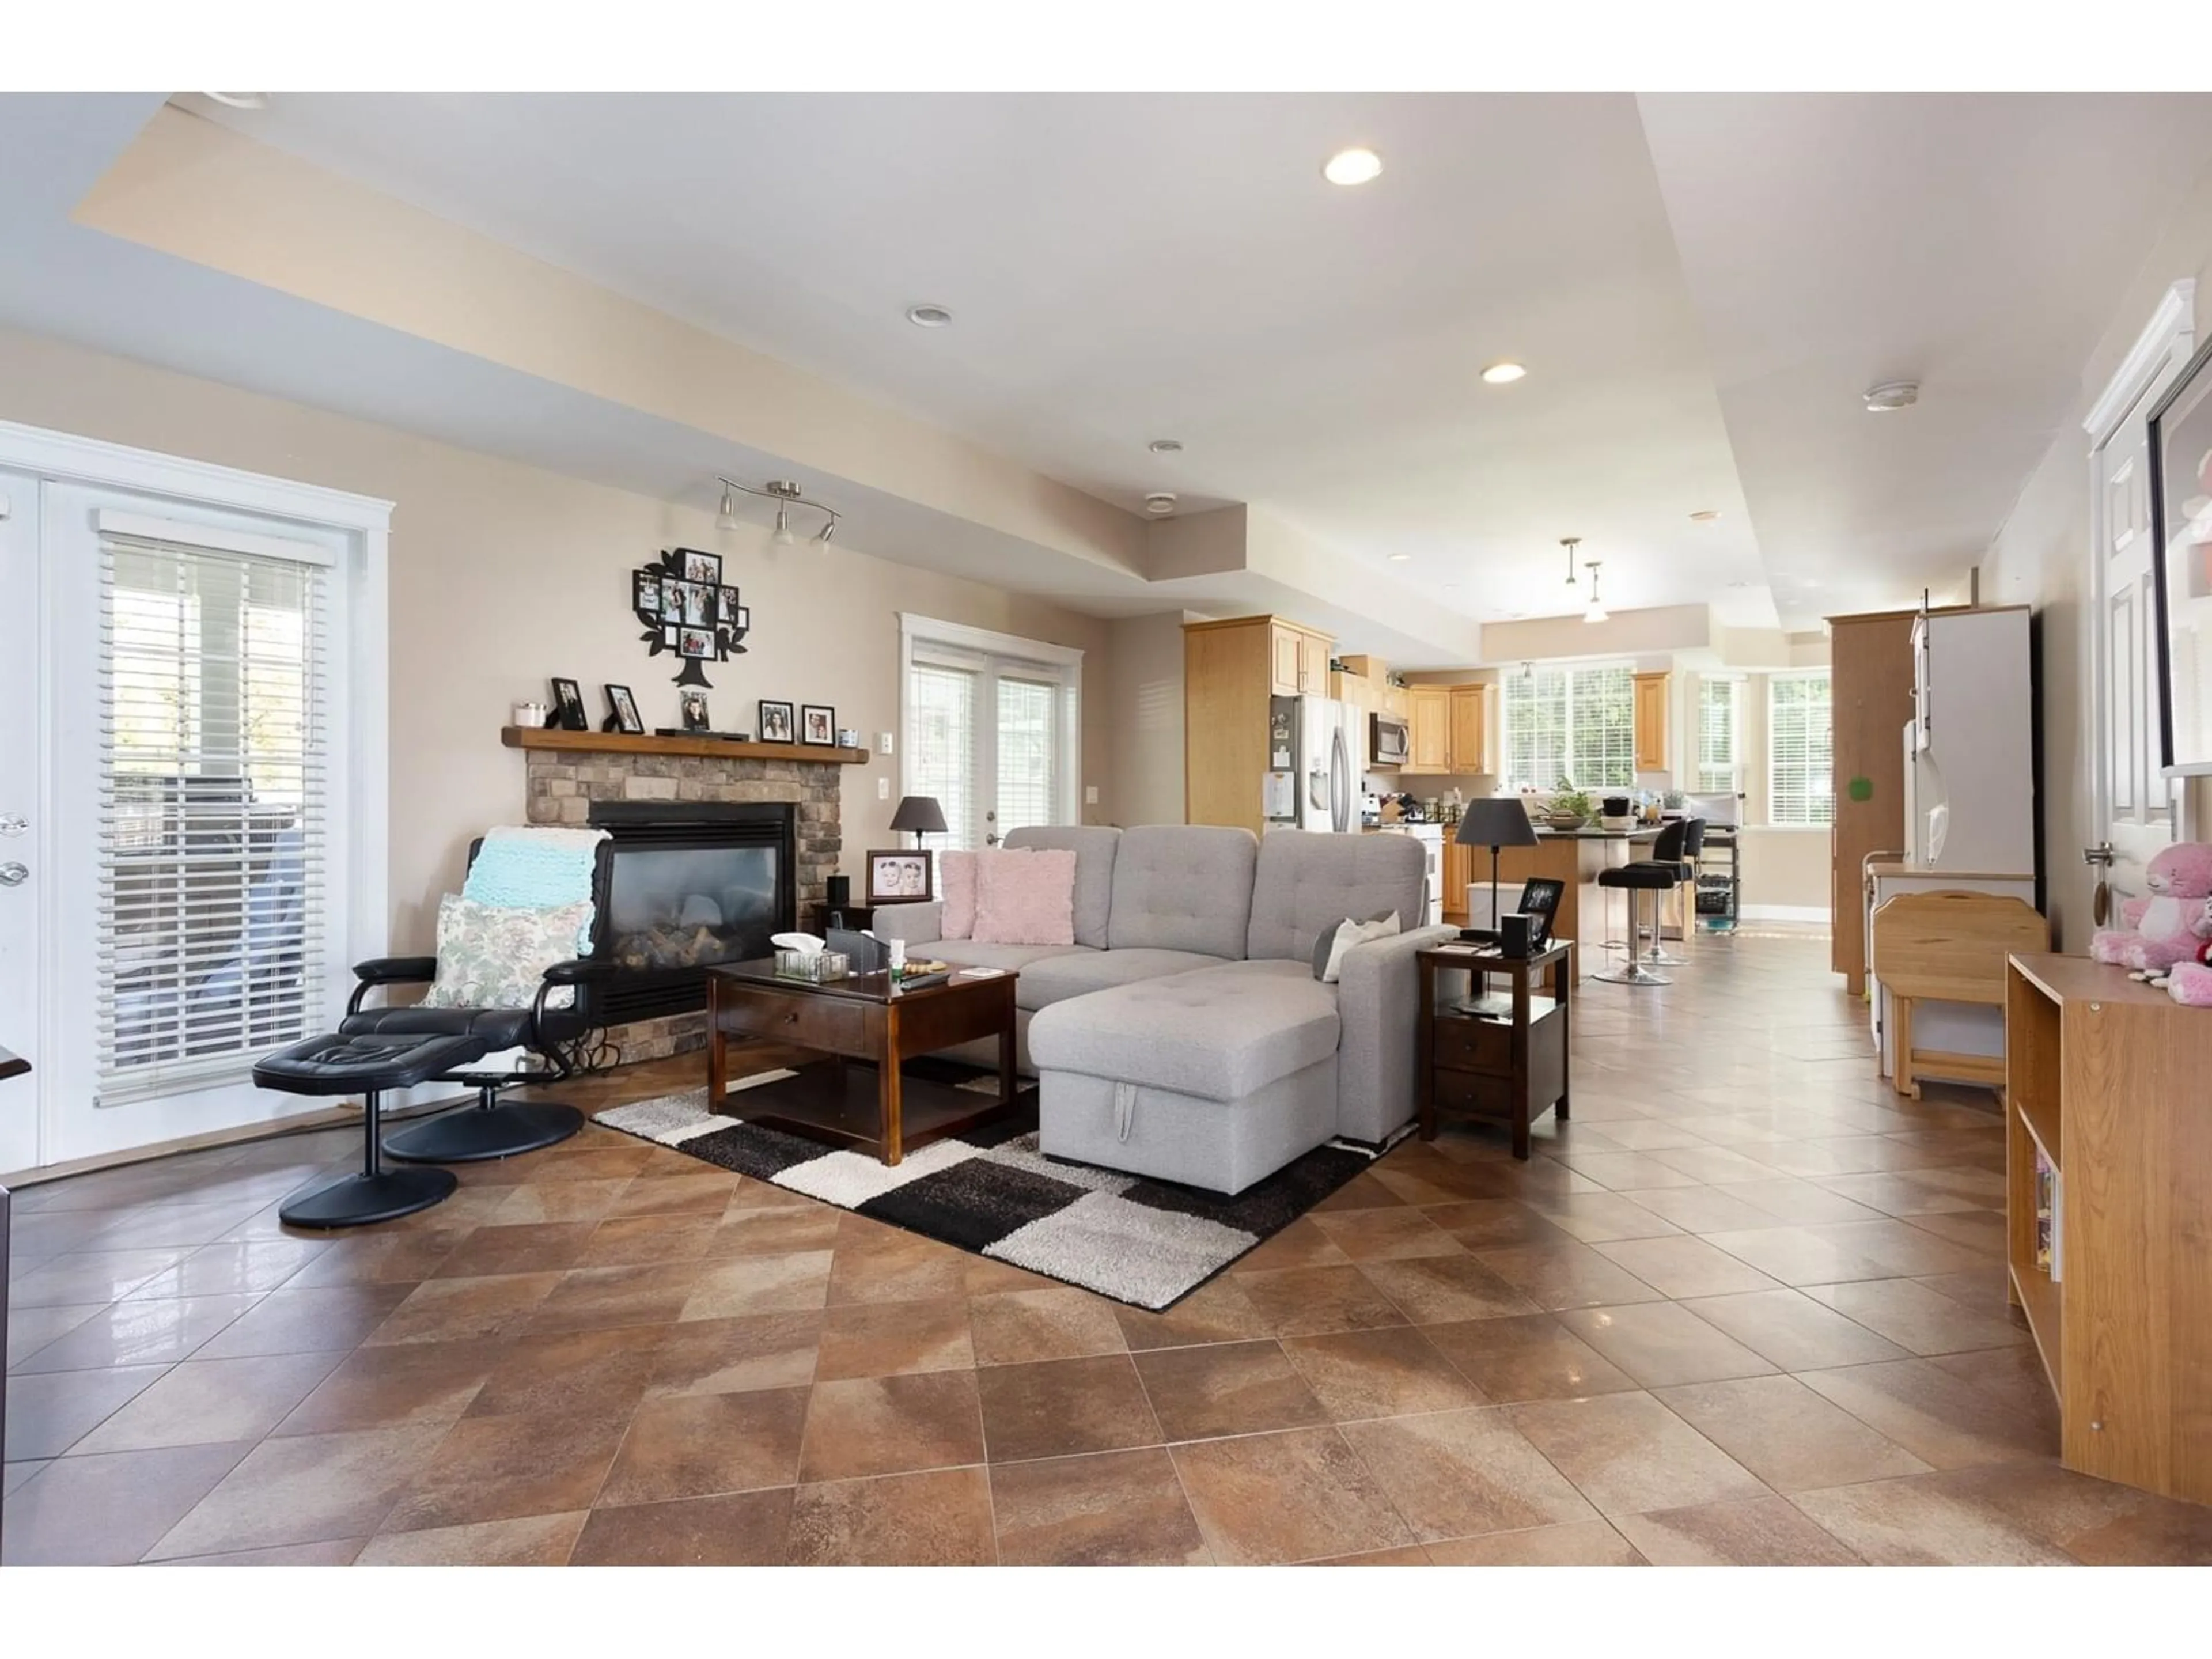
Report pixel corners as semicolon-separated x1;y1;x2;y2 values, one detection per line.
1455;798;1539;849
888;795;948;836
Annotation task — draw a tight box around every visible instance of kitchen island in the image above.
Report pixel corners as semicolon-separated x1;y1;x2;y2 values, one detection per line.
1455;824;1665;983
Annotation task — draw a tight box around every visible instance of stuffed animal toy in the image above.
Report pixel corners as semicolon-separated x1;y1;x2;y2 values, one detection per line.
2164;900;2212;1006
2089;842;2212;974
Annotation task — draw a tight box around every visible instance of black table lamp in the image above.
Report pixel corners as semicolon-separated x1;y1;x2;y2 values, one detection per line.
1455;798;1540;928
889;795;947;848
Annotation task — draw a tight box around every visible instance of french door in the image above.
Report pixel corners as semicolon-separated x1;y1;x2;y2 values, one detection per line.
901;617;1081;852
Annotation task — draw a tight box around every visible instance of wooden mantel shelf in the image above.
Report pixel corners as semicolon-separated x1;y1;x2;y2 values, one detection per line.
501;726;869;766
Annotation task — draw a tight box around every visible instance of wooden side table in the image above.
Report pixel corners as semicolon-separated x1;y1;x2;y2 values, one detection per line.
1416;941;1573;1159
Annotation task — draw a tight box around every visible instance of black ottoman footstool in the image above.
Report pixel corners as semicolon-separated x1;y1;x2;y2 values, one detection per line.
254;1032;489;1227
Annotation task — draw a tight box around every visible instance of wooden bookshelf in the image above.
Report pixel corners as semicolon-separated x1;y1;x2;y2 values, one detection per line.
2003;952;2212;1505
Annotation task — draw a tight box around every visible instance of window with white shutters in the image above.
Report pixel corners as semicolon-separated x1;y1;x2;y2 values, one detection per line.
1696;676;1740;794
1501;664;1634;790
1768;672;1835;827
97;531;330;1102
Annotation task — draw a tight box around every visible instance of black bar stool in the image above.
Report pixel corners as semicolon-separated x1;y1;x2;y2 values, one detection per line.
1646;817;1706;968
1594;820;1688;987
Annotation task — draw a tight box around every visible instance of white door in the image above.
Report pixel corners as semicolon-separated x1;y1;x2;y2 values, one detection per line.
902;620;1081;852
2089;382;2179;923
0;469;46;1175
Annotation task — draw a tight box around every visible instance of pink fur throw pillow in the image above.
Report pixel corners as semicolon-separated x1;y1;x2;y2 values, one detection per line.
973;847;1078;946
938;851;978;940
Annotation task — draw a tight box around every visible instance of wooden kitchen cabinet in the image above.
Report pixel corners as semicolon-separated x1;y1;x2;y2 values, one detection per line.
1267;620;1330;697
1185;615;1336;835
1442;839;1476;922
1406;686;1450;772
1449;684;1490;775
1632;671;1670;773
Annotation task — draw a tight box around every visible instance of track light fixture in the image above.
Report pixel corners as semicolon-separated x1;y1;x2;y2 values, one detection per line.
715;476;840;550
1583;561;1609;624
1561;536;1582;586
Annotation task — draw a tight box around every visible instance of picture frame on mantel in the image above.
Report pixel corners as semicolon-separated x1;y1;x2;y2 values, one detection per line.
602;683;644;734
759;700;796;744
801;704;836;748
549;677;590;732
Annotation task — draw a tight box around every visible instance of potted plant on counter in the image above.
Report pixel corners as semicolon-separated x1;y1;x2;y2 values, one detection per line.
1544;779;1595;830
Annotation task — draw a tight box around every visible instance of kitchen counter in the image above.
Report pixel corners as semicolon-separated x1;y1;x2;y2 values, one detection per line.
1533;825;1665;841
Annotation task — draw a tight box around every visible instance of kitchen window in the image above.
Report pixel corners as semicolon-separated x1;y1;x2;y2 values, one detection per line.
1767;671;1835;827
1500;663;1635;790
1696;675;1741;794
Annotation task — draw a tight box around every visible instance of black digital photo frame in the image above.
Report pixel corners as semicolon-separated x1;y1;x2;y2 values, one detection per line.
1515;877;1566;949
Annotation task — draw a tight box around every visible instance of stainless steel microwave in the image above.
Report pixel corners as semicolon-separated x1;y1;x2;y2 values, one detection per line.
1369;713;1408;767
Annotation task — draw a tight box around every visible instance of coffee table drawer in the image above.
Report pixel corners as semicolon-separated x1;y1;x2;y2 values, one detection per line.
717;988;870;1055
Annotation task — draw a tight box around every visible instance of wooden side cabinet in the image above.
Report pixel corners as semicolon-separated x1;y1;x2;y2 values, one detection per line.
2005;953;2212;1506
1631;671;1670;773
1417;942;1572;1159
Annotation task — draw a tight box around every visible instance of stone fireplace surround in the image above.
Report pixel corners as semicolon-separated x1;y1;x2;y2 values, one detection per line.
510;728;857;1061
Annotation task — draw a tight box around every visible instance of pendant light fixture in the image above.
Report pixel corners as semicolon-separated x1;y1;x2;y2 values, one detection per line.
1582;560;1609;624
1561;536;1582;587
715;483;738;532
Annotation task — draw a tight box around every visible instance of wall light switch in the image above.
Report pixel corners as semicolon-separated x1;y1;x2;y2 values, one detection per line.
1085;785;1099;805
877;732;895;755
877;776;891;800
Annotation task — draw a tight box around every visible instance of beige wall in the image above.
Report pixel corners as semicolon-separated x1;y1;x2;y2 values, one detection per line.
1979;163;2212;951
1102;612;1188;828
0;325;1115;954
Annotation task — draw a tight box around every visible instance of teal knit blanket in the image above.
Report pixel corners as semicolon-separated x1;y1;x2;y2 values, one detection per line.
462;827;608;951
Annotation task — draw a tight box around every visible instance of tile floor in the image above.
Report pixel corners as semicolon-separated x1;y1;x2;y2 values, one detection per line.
7;931;2212;1566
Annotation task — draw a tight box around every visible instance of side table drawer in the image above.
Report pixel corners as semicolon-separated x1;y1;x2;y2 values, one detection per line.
1433;1013;1512;1075
717;988;870;1055
1432;1066;1517;1120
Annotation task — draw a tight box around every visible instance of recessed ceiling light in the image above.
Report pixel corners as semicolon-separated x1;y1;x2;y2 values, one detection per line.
1322;147;1383;187
1388;554;1412;563
1689;509;1721;523
1725;579;1752;589
1863;379;1919;411
905;304;954;328
1480;362;1527;385
1147;439;1183;454
1144;493;1178;516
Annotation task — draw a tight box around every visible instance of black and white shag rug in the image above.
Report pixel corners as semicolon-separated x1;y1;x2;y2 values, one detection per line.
593;1064;1401;1310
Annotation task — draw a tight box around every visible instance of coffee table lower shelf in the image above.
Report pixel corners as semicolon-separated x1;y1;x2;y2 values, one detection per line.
720;1059;1026;1161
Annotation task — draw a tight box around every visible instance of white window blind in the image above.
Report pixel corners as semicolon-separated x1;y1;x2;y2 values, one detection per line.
994;676;1058;842
97;531;330;1103
1696;677;1740;794
1501;664;1634;790
1768;672;1835;827
903;626;1075;849
906;656;977;854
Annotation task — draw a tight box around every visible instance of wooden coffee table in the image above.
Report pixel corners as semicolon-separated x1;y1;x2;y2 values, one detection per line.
704;960;1020;1165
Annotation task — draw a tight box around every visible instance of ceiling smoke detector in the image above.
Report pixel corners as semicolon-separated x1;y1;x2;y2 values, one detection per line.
905;304;954;328
1144;492;1179;516
1147;438;1184;454
1863;380;1919;412
1689;509;1721;523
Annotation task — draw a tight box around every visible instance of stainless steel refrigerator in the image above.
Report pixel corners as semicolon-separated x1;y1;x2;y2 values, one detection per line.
1265;694;1355;834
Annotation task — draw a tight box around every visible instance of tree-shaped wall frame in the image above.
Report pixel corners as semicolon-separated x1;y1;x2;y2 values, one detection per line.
631;546;750;688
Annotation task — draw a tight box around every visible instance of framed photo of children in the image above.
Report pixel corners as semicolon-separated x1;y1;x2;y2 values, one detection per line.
801;704;836;747
757;700;796;743
866;849;934;904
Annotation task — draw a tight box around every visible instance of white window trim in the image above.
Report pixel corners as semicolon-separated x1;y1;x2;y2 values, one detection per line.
1763;668;1834;831
0;418;391;1163
1500;658;1638;791
897;612;1083;829
1695;671;1746;796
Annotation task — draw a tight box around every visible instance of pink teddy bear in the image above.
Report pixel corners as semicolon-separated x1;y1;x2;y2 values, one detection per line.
2090;842;2212;975
2165;899;2212;1007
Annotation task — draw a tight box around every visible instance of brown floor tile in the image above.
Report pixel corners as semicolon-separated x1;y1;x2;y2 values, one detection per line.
603;1168;741;1218
1307;1544;1435;1563
122;1239;329;1300
81;1199;272;1252
815;1297;974;1380
1507;1393;1769;1517
1795;1358;2057;1470
75;1351;346;1452
148;1537;368;1566
824;1223;971;1305
1234;1264;1407;1336
1357;1254;1537;1325
464;1325;662;1421
1425;1520;1646;1565
1418;1199;1574;1251
1309;1171;1411;1211
570;1488;794;1566
1112;1275;1273;1351
1224;1217;1354;1272
356;1510;586;1566
1590;1236;1783;1300
704;1204;844;1258
1341;1407;1596;1543
1925;1344;2063;1437
1830;1461;2212;1565
1801;1218;1991;1278
1790;1474;2075;1565
4;1363;171;1460
683;1250;835;1319
425;1221;597;1279
525;1261;708;1334
797;1370;984;1482
647;1312;824;1397
1801;1277;2031;1356
190;1283;416;1359
988;1446;1209;1565
1698;1226;1895;1286
1622;1185;1787;1234
6;1302;108;1369
10;1291;259;1373
381;1412;628;1533
1421;1312;1638;1404
274;1336;511;1436
3;1460;46;1498
1676;1288;1910;1372
1131;1339;1330;1441
144;1423;448;1560
1281;1326;1489;1419
786;1466;997;1565
1899;1209;2010;1257
0;1441;253;1565
486;1179;635;1225
1615;1495;1863;1565
969;1286;1127;1365
363;1272;564;1346
1652;1374;1931;1491
1556;1302;1777;1388
283;1228;473;1287
597;1387;809;1505
1170;1427;1415;1565
978;1353;1162;1462
1308;1206;1465;1260
1471;1241;1664;1311
1554;1150;1710;1191
1518;1190;1684;1245
572;1212;723;1267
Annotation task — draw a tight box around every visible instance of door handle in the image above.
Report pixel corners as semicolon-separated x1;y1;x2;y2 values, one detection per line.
2082;843;2116;867
0;861;25;887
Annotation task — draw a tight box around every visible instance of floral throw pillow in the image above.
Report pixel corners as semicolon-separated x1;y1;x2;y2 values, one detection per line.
422;893;594;1011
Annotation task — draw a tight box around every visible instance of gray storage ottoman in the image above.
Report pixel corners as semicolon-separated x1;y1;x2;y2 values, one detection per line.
1027;964;1340;1195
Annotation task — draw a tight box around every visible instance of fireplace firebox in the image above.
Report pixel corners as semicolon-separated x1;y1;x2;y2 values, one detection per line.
588;802;796;1024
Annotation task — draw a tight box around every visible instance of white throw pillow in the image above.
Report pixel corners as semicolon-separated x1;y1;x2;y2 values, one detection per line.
1319;910;1402;983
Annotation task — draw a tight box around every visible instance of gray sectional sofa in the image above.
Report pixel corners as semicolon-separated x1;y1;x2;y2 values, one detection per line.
871;824;1450;1194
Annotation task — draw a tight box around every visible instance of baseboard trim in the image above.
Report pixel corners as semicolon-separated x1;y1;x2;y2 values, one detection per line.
1740;904;1833;923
